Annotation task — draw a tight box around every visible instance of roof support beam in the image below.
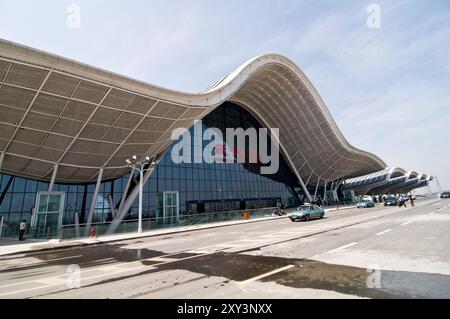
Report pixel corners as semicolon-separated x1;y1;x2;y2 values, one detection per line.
314;177;321;201
0;152;5;171
117;167;135;216
296;171;313;203
107;165;156;235
305;172;313;187
85;167;104;235
48;163;59;192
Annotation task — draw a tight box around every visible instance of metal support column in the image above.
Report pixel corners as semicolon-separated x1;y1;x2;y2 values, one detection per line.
295;170;312;203
85;168;104;234
117;167;135;216
0;152;5;170
323;180;328;205
107;166;155;234
305;172;313;187
313;178;320;201
48;163;59;192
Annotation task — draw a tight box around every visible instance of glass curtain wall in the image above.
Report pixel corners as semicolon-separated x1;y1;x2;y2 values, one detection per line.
0;102;302;226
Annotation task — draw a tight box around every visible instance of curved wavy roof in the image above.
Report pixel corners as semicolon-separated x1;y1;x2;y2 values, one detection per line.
343;167;433;195
342;167;405;192
0;39;386;184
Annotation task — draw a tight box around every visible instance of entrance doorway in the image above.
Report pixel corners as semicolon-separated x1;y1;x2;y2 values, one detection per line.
32;192;65;239
156;191;179;223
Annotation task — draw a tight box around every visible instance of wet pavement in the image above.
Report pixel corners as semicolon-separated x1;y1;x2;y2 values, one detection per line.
0;199;449;299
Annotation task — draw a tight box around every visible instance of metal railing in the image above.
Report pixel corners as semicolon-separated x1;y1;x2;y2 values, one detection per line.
58;206;278;241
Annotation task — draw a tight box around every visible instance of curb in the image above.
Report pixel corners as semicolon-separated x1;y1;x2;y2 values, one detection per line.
0;204;373;257
0;214;288;257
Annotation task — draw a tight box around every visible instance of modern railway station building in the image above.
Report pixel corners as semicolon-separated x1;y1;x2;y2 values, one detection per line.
0;39;431;238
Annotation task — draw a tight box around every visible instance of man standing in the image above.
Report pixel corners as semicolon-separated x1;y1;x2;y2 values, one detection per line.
409;195;415;207
19;219;26;241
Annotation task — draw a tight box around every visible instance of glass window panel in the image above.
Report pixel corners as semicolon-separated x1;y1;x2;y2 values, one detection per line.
103;182;111;194
0;193;12;213
10;193;24;212
48;195;61;212
13;178;26;192
38;194;48;212
22;193;36;212
25;180;37;193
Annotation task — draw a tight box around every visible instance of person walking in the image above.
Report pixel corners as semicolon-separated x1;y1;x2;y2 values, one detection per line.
399;198;407;208
409;195;415;207
19;219;26;241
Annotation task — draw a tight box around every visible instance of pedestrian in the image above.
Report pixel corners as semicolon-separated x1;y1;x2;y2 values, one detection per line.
19;219;26;241
398;198;407;208
409;195;415;207
271;208;278;217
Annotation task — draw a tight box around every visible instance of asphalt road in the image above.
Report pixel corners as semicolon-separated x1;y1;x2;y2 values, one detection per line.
0;198;449;299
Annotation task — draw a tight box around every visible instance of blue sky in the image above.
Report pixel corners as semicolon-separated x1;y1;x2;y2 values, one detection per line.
1;0;449;190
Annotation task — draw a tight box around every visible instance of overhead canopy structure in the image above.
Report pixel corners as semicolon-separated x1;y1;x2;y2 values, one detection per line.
389;173;434;194
342;168;433;195
0;39;386;186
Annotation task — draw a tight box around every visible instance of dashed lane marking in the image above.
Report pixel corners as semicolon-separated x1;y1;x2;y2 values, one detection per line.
327;242;358;253
145;257;179;263
376;229;392;236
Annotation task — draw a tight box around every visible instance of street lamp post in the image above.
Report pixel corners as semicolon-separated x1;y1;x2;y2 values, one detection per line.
126;155;156;233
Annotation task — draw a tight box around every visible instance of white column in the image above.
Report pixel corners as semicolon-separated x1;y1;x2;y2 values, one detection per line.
85;168;104;234
106;166;154;235
314;178;320;201
305;172;313;186
117;167;135;217
138;166;143;233
0;152;5;171
48;163;59;192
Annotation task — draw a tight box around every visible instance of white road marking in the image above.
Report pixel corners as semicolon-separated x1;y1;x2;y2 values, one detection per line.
0;254;84;271
146;257;178;263
401;221;413;226
234;239;265;242
376;229;392;236
239;265;295;284
186;250;210;254
327;242;358;253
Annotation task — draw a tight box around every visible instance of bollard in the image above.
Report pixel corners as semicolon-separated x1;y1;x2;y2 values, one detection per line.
90;227;96;238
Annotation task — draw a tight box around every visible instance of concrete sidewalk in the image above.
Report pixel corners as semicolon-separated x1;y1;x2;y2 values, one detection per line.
0;205;355;257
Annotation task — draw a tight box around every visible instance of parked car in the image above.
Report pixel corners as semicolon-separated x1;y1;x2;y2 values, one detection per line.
441;192;450;199
384;197;398;206
357;199;375;208
288;204;325;222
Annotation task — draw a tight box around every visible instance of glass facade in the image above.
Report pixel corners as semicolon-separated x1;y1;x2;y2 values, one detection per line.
0;102;302;227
